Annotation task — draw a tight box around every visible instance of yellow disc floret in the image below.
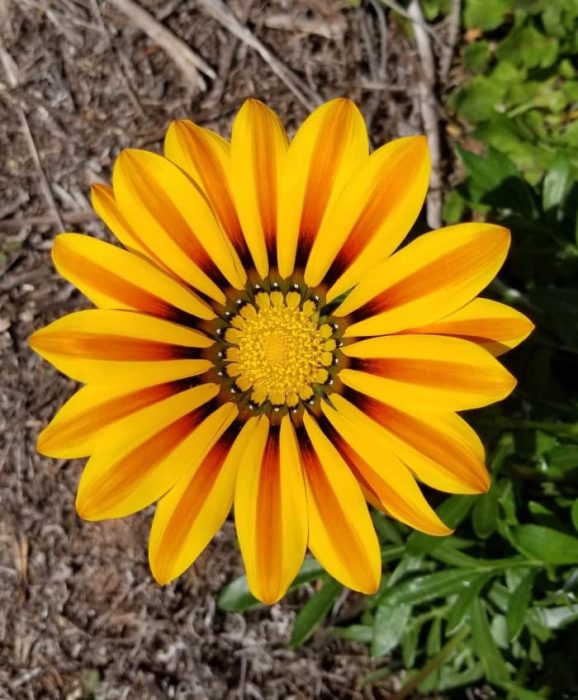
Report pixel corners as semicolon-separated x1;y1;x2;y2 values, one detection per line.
224;290;334;407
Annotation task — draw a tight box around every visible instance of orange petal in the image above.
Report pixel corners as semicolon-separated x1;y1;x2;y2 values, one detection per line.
76;391;236;520
230;99;288;278
164;120;250;263
332;394;489;494
149;418;255;585
300;412;381;594
276;98;368;277
235;416;308;604
337;223;510;336
405;297;535;356
91;183;161;263
29;309;212;384
113;149;246;301
52;234;214;322
38;381;184;458
305;136;430;296
341;334;517;411
320;406;451;536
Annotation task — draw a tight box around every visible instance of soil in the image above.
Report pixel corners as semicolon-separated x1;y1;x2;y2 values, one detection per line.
0;1;456;697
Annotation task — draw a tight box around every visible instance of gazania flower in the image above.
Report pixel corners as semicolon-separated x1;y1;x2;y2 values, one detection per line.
30;98;533;604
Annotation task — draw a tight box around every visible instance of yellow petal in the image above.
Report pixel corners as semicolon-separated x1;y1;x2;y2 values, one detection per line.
406;297;534;356
164;120;250;262
52;234;215;321
235;416;308;604
301;412;381;594
76;390;235;520
29;309;212;384
320;404;451;536
305;135;430;295
331;394;488;494
230;99;288;278
277;99;368;278
113;149;246;301
341;334;517;411
337;223;510;336
149;417;255;585
37;382;185;458
91;183;161;263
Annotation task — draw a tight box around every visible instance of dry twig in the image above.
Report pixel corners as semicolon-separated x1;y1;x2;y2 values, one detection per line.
407;0;443;229
107;0;216;91
440;0;461;81
196;0;321;111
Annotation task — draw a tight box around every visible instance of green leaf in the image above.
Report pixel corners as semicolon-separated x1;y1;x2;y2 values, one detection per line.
446;574;492;635
510;525;578;565
377;569;478;607
218;557;324;612
527;604;578;631
463;0;510;30
330;624;373;644
506;571;536;641
543;153;572;211
462;41;490;72
469;598;510;685
472;486;499;539
547;445;578;472
290;577;342;646
572;500;578;532
371;604;412;657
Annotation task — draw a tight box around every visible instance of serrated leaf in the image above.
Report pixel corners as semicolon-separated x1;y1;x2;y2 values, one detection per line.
506;570;536;641
218;557;324;612
371;604;412;657
290;577;342;646
510;525;578;565
469;598;510;684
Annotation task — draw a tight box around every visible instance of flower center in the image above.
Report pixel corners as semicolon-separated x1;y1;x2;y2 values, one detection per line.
212;286;340;411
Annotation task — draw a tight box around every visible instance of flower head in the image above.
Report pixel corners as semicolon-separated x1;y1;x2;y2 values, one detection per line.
30;98;533;603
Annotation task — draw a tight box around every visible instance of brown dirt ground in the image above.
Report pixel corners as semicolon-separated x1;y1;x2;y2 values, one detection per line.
0;1;458;697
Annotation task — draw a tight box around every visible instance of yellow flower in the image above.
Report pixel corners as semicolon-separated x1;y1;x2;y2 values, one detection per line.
29;99;533;604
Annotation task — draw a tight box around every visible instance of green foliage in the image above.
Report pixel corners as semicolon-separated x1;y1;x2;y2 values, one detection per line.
450;0;578;184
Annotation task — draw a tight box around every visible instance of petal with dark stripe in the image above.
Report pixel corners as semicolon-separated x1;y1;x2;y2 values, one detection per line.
53;234;215;322
149;418;255;585
337;223;510;336
305;136;429;296
404;298;534;356
301;412;380;594
37;381;191;458
113;150;246;301
341;335;516;411
164;121;250;263
276;99;368;278
320;405;451;535
333;394;489;494
76;389;236;520
91;183;162;264
235;416;308;604
28;309;212;384
230;99;288;278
